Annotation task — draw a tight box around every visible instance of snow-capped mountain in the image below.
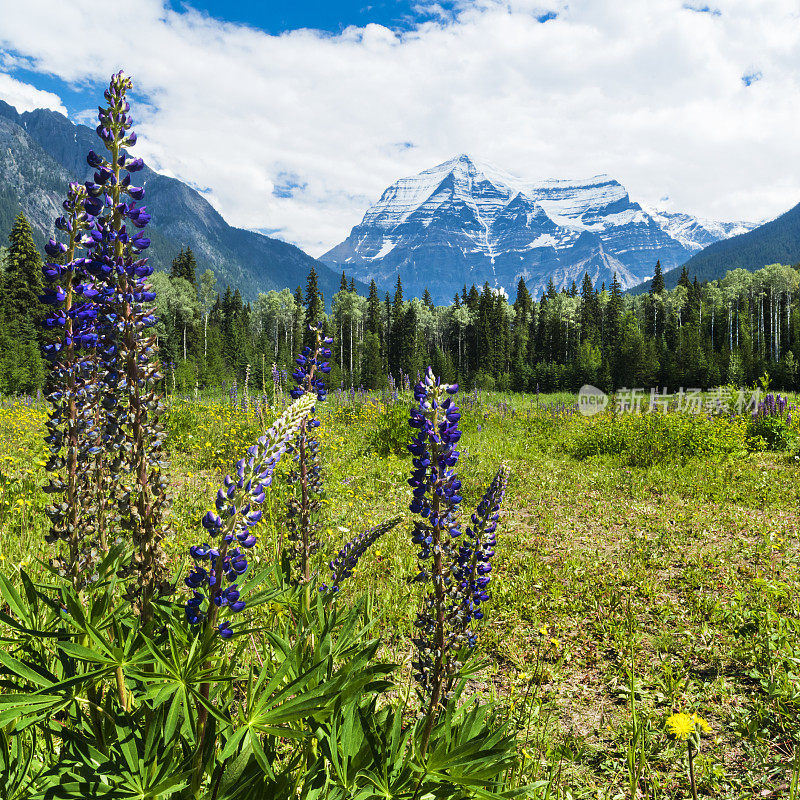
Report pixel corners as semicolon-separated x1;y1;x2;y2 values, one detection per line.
322;154;756;303
642;207;756;252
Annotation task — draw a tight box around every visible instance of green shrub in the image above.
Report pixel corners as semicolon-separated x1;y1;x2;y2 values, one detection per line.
362;401;413;457
747;415;794;451
568;411;748;467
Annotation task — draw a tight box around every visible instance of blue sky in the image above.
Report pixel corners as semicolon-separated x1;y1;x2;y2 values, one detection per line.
0;0;798;255
166;0;451;34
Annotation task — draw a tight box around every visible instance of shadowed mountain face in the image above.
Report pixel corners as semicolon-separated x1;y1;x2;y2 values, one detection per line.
0;100;356;301
322;154;754;303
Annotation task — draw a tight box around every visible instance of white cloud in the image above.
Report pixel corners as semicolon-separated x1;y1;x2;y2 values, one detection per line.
0;0;798;256
0;72;66;115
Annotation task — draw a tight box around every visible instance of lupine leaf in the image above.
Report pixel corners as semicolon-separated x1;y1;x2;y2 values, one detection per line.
0;573;28;622
0;650;55;688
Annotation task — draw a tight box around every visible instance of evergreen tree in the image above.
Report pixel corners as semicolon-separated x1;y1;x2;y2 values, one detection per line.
2;213;44;327
388;277;406;378
579;272;598;341
170;247;198;288
360;331;384;389
0;213;45;393
650;260;665;295
366;280;382;336
303;268;324;347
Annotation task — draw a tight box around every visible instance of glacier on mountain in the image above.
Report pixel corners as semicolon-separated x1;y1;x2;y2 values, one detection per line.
322;154;755;303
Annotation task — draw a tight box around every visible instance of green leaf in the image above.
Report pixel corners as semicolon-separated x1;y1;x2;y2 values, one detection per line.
0;650;54;688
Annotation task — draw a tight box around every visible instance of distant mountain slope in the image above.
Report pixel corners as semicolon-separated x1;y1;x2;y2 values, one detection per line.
0;99;356;301
627;201;800;294
322;154;753;303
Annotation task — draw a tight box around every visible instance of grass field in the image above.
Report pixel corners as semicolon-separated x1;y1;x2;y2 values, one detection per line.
1;388;799;798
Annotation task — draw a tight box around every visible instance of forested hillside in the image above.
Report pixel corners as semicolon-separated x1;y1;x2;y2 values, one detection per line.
629;201;800;293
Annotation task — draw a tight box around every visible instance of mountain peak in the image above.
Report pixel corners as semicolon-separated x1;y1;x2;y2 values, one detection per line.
322;155;755;303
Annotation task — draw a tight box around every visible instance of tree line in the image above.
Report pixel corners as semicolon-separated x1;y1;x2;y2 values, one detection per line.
2;209;799;395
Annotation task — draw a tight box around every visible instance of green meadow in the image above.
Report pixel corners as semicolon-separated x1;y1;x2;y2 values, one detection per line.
1;389;799;798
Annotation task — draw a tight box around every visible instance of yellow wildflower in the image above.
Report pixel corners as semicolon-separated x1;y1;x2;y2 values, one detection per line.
666;713;694;740
666;712;711;740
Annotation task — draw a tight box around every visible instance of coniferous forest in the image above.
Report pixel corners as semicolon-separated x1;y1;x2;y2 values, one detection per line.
3;212;796;395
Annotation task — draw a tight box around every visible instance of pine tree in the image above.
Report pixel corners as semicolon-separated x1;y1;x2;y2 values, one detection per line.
422;288;434;310
580;272;598;342
170;247;197;288
3;212;44;327
339;271;348;292
388;277;405;378
303;268;324;347
650;260;665;295
678;265;691;289
360;331;384;390
0;213;45;392
366;280;382;336
607;273;624;354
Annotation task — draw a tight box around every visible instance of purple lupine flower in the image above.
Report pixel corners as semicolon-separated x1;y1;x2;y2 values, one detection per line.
184;393;315;636
407;368;510;758
407;367;465;696
452;466;509;642
284;323;332;582
290;321;331;402
321;516;402;593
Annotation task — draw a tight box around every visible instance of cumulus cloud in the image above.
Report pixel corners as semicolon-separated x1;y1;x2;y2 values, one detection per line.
0;0;798;256
0;72;67;115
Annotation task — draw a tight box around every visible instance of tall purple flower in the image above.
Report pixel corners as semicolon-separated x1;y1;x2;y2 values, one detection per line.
407;368;463;700
321;515;402;594
407;367;509;755
284;323;332;590
41;182;105;585
452;465;508;644
76;72;168;618
185;393;315;637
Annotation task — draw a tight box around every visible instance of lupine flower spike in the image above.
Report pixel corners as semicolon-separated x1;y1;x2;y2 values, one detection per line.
320;515;403;594
42;182;105;586
407;367;509;756
184;393;315;637
284;323;332;591
77;72;168;619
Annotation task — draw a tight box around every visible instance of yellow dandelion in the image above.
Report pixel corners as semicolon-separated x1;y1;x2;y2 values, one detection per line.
666;713;694;740
538;624;548;636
